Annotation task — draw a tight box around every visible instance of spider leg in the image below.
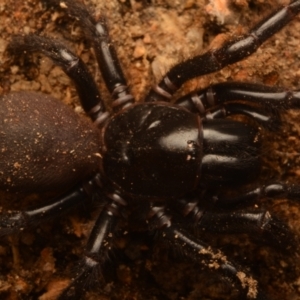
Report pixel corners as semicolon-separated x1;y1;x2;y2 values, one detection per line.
49;0;134;111
7;34;109;126
204;102;280;130
148;205;269;300
175;82;300;114
0;175;104;236
178;183;300;250
57;193;125;300
198;209;295;251
0;186;85;236
146;1;300;102
215;183;300;206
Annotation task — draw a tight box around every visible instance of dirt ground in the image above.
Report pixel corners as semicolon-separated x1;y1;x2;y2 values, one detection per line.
1;0;300;299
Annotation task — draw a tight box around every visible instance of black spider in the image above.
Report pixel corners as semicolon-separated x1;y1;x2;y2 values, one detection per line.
1;0;300;299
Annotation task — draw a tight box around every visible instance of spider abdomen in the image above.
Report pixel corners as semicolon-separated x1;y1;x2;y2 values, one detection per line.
102;103;202;199
0;91;102;193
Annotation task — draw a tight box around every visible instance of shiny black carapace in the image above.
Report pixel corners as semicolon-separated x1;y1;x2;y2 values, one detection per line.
2;0;300;299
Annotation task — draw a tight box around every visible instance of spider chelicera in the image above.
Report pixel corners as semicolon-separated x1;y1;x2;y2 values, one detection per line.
1;0;300;299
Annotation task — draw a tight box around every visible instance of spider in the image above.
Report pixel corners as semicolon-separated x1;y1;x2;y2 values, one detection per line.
1;0;300;299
